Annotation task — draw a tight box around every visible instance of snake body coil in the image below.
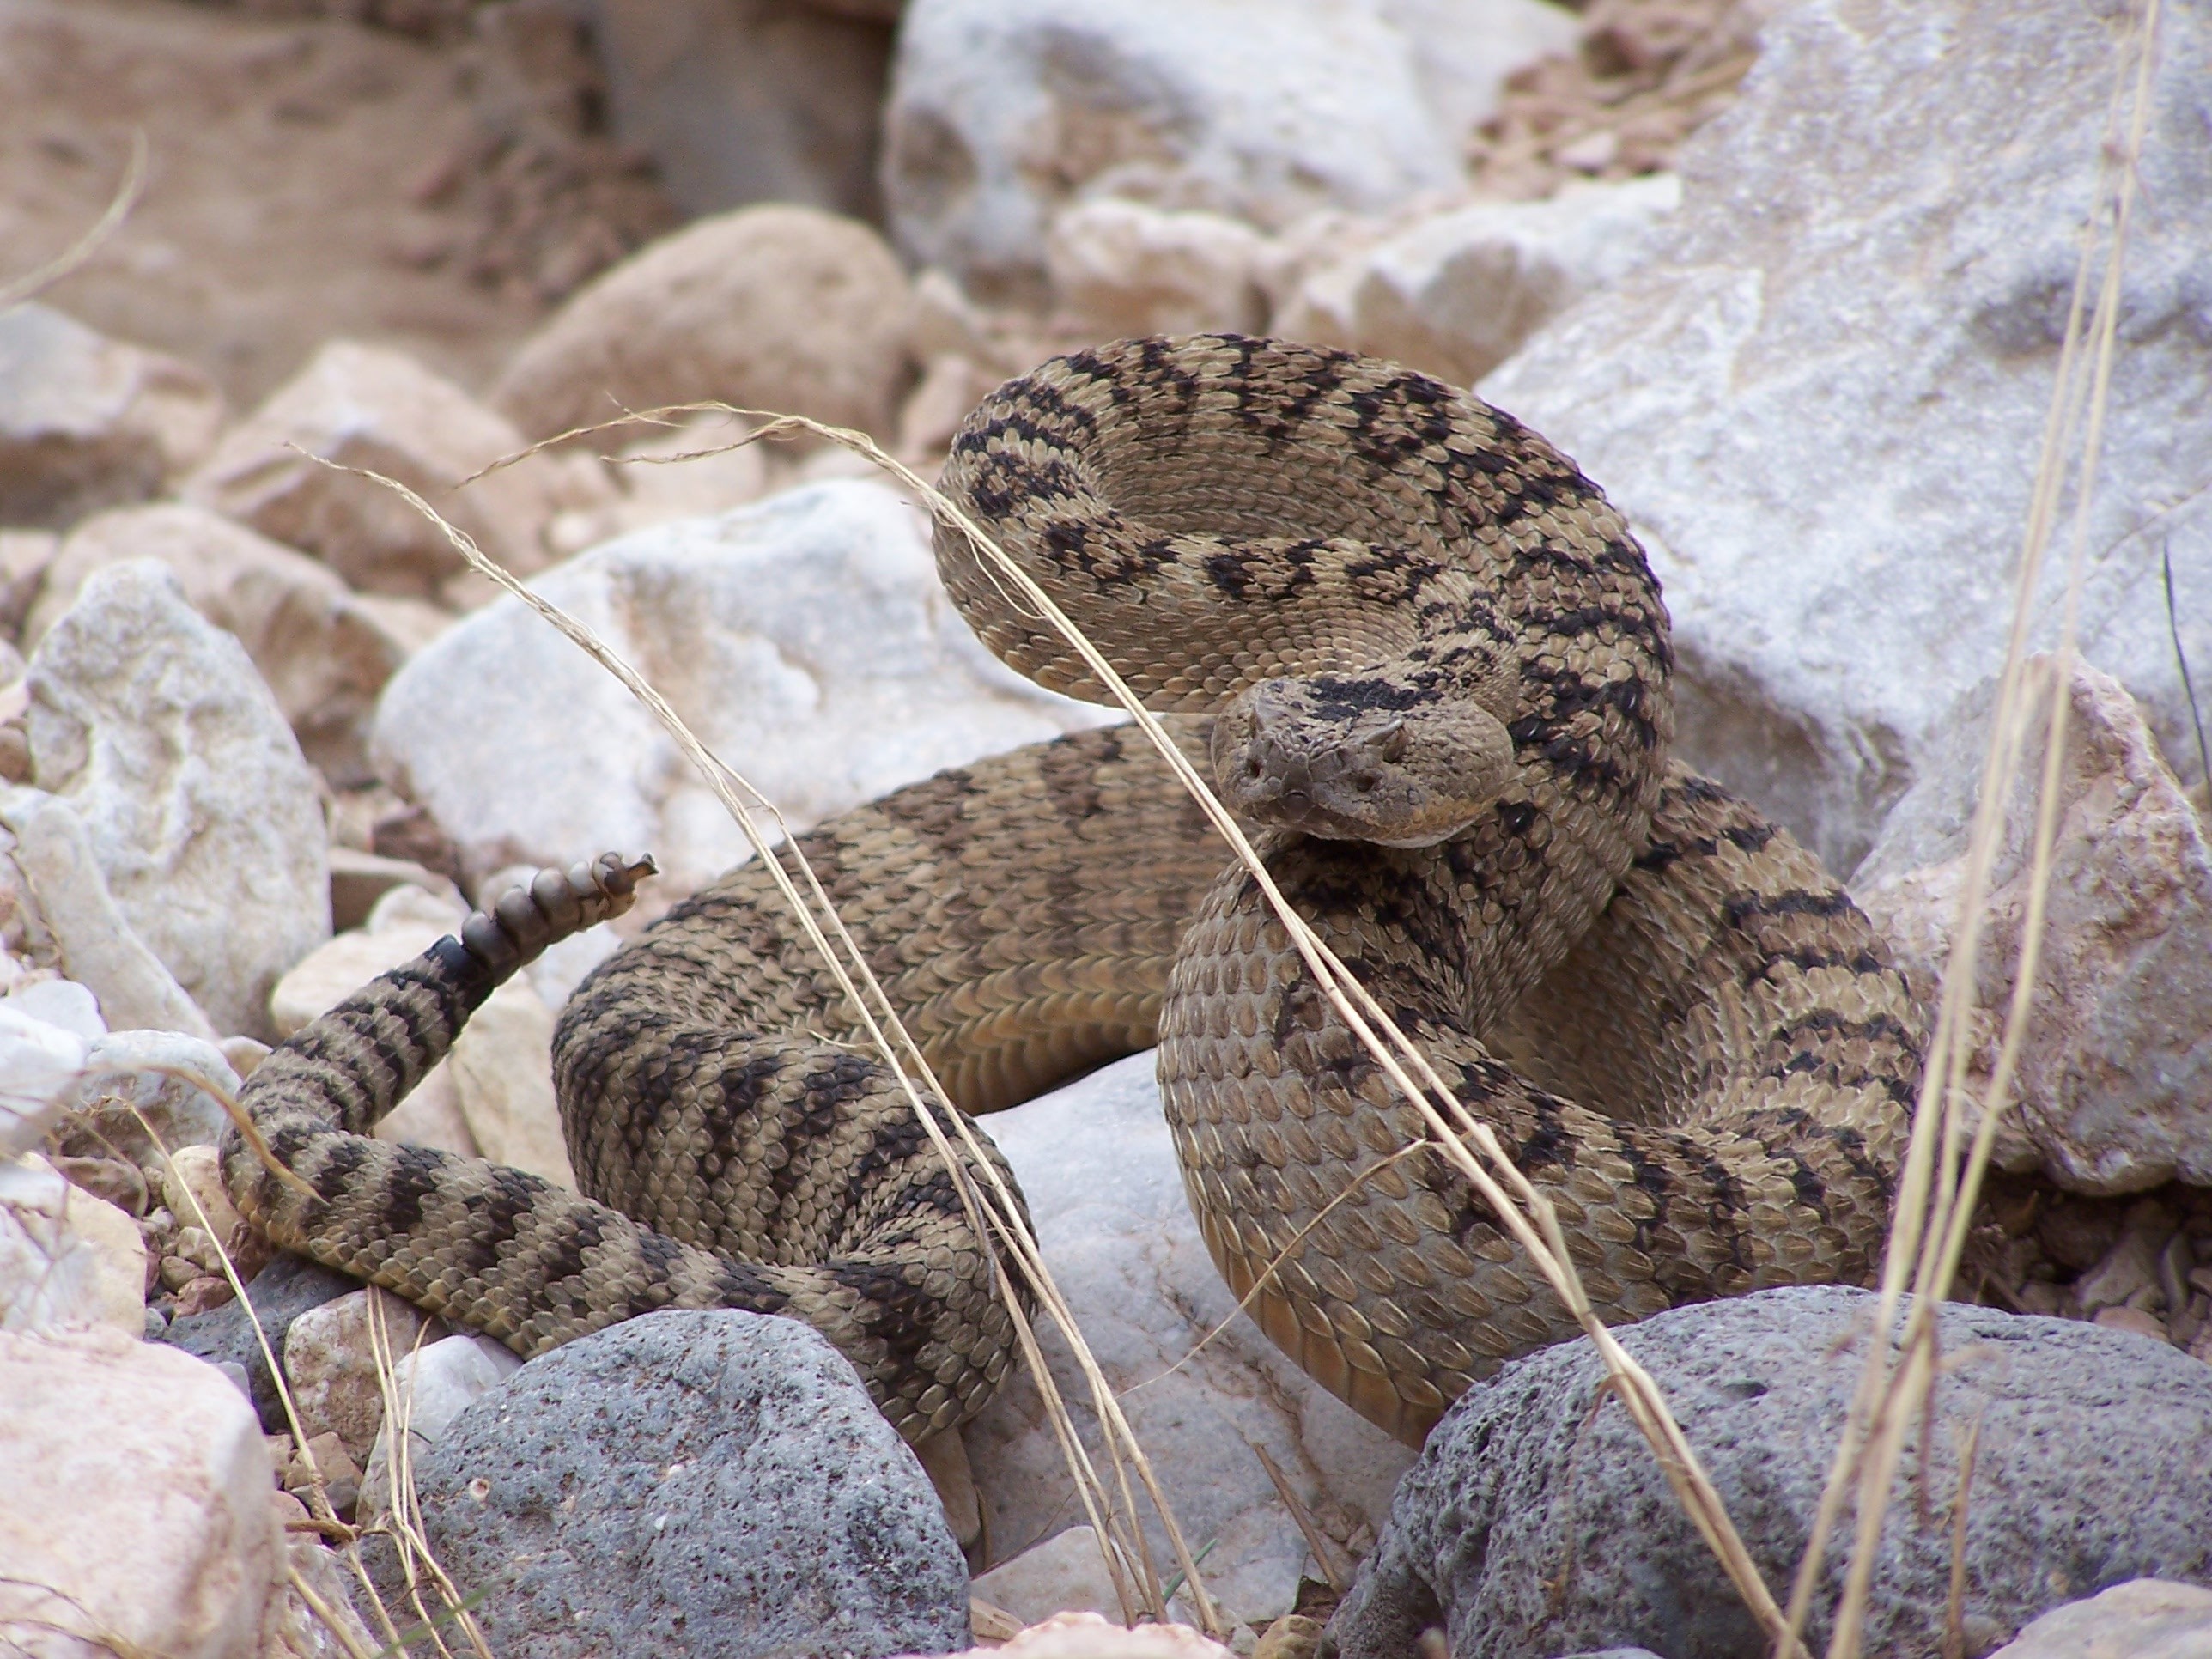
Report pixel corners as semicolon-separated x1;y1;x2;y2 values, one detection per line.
225;337;1923;1448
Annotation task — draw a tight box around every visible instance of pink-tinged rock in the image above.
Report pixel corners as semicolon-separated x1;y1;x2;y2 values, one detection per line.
1859;655;2212;1195
0;1326;280;1657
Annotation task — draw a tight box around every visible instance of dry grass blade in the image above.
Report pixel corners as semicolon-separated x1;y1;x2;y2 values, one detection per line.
300;446;1223;1634
1779;6;2163;1654
0;129;147;313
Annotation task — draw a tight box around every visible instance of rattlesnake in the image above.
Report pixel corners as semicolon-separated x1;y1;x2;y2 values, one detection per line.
224;335;1923;1449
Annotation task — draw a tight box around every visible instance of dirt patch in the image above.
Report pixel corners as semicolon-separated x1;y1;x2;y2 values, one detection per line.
0;0;676;406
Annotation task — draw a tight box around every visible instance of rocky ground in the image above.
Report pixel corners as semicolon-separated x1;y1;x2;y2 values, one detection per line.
2;1;2210;1657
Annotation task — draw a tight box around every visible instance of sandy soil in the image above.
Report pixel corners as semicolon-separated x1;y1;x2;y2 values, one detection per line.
0;0;675;406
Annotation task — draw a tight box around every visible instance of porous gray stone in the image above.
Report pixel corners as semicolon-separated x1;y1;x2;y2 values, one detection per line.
409;1309;969;1659
166;1250;359;1433
1329;1285;2212;1659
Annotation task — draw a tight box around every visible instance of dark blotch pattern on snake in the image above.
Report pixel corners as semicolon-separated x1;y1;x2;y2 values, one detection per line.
224;335;1923;1449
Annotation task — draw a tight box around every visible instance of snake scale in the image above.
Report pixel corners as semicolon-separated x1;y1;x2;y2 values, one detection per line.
224;335;1924;1449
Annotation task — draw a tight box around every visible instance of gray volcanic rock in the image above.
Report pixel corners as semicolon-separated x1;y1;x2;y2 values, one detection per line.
409;1309;970;1659
1330;1285;2212;1659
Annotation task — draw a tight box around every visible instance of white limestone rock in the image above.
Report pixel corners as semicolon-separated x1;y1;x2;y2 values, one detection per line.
28;503;413;783
493;205;915;443
0;302;226;530
0;1152;145;1336
884;0;1575;302
0;999;91;1156
62;1029;242;1164
1856;656;2212;1195
372;480;1121;898
1275;175;1682;388
965;1052;1414;1631
1479;0;2212;874
26;561;330;1039
1990;1579;2212;1659
0;1326;281;1657
183;340;610;604
0;787;216;1040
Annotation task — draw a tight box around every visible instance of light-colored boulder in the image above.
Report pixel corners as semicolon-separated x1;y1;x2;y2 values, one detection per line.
0;998;92;1155
359;1331;521;1520
27;504;411;783
1275;175;1681;388
883;0;1576;301
966;1052;1414;1631
492;205;914;443
1046;199;1269;337
971;1528;1131;1627
1856;656;2212;1194
0;1326;280;1658
1478;0;2212;874
0;302;226;530
27;561;329;1039
372;480;1121;898
544;410;775;557
183;340;609;603
283;1286;434;1466
61;1030;242;1164
0;1152;145;1335
0;788;216;1039
1990;1578;2212;1659
592;0;894;222
0;528;59;638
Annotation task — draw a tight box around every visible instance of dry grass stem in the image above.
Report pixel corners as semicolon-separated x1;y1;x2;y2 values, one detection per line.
0;129;146;313
1780;6;2162;1654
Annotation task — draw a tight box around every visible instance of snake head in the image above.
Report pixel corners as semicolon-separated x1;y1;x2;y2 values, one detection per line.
1210;676;1515;847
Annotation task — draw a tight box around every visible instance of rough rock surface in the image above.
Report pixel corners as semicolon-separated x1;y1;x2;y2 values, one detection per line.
1479;0;2212;873
884;0;1575;301
1857;656;2212;1194
0;302;226;529
48;1027;240;1165
183;338;606;603
28;503;411;783
909;1612;1240;1659
0;1152;145;1336
405;1310;970;1659
372;480;1120;896
970;1527;1130;1628
283;1287;436;1466
1329;1286;2212;1659
0;1325;280;1659
966;1053;1414;1630
26;560;328;1039
1276;175;1681;389
492;204;914;442
1990;1579;2212;1659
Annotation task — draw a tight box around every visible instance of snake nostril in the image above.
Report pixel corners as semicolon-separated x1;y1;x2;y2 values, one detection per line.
1352;773;1378;793
1246;757;1263;779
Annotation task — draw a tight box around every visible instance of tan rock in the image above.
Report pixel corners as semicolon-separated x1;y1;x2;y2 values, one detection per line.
493;204;914;442
0;302;226;530
1990;1577;2212;1658
0;528;59;639
28;502;409;781
184;340;611;601
1858;656;2212;1194
1252;1613;1325;1659
447;976;574;1188
0;1152;145;1336
896;354;1001;465
326;846;463;934
546;409;775;556
915;1425;982;1552
0;1325;280;1657
1046;200;1268;338
161;1141;243;1244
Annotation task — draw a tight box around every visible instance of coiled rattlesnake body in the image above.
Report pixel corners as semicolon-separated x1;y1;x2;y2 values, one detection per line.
225;336;1923;1449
